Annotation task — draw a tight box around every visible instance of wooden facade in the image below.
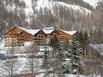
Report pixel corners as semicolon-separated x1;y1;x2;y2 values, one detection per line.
4;26;34;47
49;30;74;42
4;26;77;47
34;30;47;45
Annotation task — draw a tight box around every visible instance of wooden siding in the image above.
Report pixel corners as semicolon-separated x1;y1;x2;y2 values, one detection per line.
4;26;23;35
4;26;77;47
4;26;33;47
50;30;73;42
34;30;46;45
5;37;17;47
17;31;33;42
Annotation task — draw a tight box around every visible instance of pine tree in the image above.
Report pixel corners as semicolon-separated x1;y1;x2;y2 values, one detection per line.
49;36;65;77
49;35;60;49
77;31;89;49
67;38;83;74
42;44;50;71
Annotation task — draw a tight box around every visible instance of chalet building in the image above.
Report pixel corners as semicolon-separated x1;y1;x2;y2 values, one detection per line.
4;26;77;47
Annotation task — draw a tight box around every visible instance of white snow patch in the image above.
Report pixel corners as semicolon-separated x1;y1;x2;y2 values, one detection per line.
35;0;53;11
19;0;34;22
83;0;101;8
0;40;5;49
42;27;55;34
36;73;86;77
6;4;16;12
27;29;40;35
0;58;43;76
61;30;77;35
56;1;91;14
90;44;103;55
24;41;33;46
20;0;33;17
35;0;91;14
0;40;7;54
38;46;52;51
18;26;41;35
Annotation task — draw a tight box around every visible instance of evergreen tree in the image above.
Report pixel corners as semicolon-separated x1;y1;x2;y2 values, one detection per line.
76;31;89;49
67;38;83;74
49;36;65;77
49;35;60;49
74;31;89;59
42;44;50;71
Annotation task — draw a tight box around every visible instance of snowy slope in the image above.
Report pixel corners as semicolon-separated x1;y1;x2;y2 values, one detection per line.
83;0;101;8
56;1;91;14
35;0;91;14
20;0;33;17
35;0;53;11
3;0;93;23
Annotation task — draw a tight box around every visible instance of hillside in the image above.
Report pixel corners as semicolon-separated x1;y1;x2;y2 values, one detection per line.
0;0;103;38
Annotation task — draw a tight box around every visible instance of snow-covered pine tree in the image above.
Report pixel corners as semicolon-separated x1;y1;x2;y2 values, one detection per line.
68;38;83;74
42;43;50;72
49;36;65;77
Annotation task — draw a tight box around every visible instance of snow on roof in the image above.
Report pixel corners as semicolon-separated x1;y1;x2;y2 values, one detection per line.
25;29;41;35
61;30;77;35
18;26;77;35
18;27;41;35
42;27;55;34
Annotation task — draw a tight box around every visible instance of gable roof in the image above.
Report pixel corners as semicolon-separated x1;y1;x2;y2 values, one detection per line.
18;27;41;35
4;26;22;35
4;26;77;36
42;27;55;34
60;30;77;35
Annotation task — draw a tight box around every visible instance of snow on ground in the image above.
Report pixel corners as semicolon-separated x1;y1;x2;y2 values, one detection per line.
90;44;103;55
38;46;52;52
0;40;6;54
83;0;101;8
20;0;33;17
35;0;91;14
56;1;91;14
36;73;89;77
5;3;16;13
35;0;53;11
0;58;43;76
19;0;34;22
0;40;5;49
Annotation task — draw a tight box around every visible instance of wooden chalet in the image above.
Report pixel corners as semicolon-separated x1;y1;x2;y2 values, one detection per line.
50;29;77;42
4;26;33;47
4;26;77;47
42;27;77;43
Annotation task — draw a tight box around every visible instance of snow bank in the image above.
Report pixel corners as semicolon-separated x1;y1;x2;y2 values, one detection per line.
36;73;86;77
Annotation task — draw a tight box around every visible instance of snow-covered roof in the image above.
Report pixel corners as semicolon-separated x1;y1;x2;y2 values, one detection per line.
18;26;77;35
18;27;41;35
42;27;55;34
61;30;77;35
